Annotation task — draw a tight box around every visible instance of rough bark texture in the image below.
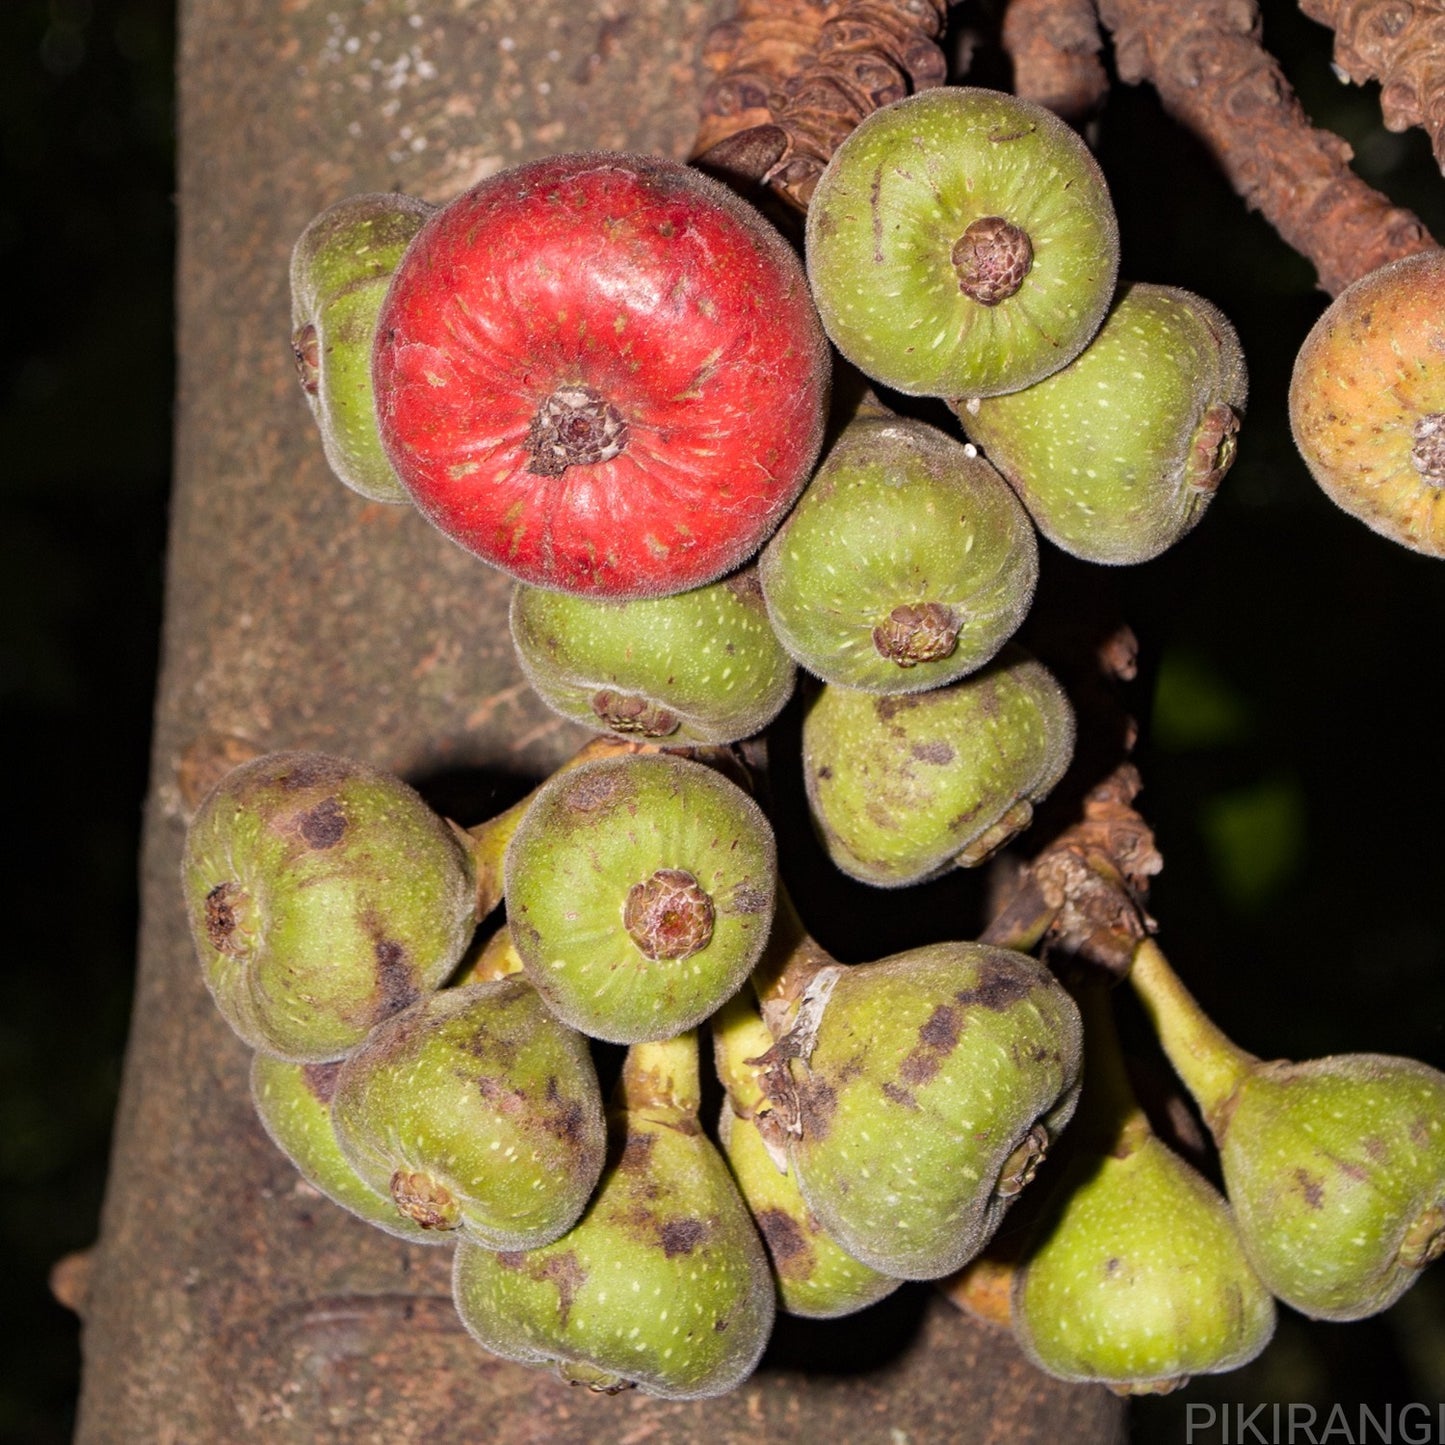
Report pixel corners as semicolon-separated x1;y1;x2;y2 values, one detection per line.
1302;0;1445;172
1001;0;1108;121
75;0;1127;1439
1097;0;1436;294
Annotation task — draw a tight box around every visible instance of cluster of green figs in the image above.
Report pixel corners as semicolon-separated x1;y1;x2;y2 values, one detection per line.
182;86;1445;1399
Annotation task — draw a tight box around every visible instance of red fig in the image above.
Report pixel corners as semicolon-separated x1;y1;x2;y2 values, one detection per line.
373;152;831;599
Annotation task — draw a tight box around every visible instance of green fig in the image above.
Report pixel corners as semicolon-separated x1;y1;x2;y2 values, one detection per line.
805;87;1119;400
509;568;796;746
290;192;435;502
802;647;1075;887
505;753;776;1043
181;751;477;1061
452;1031;775;1399
758;412;1038;693
1011;980;1275;1394
330;977;606;1248
713;989;900;1318
249;1052;442;1244
756;930;1083;1280
1131;938;1445;1321
957;283;1247;565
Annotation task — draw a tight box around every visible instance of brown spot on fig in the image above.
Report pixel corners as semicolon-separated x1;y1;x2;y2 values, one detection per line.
495;1250;527;1272
1293;1168;1325;1210
372;937;419;1021
881;1081;919;1110
874;693;920;724
660;1218;708;1258
301;1061;343;1105
911;740;956;766
1363;1135;1388;1163
297;796;347;848
537;1251;587;1327
204;882;243;953
756;1208;816;1280
277;755;350;791
1412;412;1445;486
954;956;1038;1013
727;885;771;916
899;1004;961;1087
617;1130;656;1174
817;766;832;781
797;1076;837;1140
563;767;633;815
292;322;320;395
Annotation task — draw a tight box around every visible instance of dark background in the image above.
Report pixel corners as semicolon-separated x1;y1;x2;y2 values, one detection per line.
0;1;1440;1440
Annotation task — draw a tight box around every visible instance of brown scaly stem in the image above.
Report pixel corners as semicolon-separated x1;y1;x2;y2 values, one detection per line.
1002;0;1109;121
693;0;951;208
1301;0;1445;173
1096;0;1436;293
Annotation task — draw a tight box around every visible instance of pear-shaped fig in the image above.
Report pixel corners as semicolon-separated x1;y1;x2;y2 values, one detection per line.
759;413;1038;692
330;977;606;1248
289;192;434;502
181;751;477;1061
452;1031;775;1399
505;753;776;1043
373;152;830;599
957;283;1247;565
761;940;1082;1280
1290;249;1445;557
712;991;900;1318
509;568;795;746
1011;981;1274;1393
1132;938;1445;1321
802;647;1075;887
805;88;1119;400
250;1052;442;1244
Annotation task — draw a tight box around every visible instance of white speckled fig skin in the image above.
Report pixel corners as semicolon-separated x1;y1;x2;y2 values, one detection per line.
249;1053;443;1244
958;283;1247;565
802;647;1075;887
759;413;1037;692
452;1032;775;1399
508;569;796;746
330;977;607;1249
1289;249;1445;558
783;942;1083;1280
505;753;776;1043
1132;939;1445;1322
805;88;1119;400
1011;982;1274;1393
289;192;434;502
181;751;478;1062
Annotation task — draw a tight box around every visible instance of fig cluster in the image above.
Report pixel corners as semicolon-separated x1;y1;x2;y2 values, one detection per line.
201;88;1442;1407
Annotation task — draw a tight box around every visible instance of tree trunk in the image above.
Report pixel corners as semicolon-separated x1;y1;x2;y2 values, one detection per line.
75;1;1126;1437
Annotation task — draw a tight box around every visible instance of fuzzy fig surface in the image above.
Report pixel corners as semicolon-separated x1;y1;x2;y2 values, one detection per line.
373;152;830;598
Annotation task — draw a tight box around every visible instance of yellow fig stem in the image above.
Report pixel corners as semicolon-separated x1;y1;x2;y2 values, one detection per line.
615;1030;701;1122
711;991;775;1116
747;881;838;1035
1129;937;1255;1135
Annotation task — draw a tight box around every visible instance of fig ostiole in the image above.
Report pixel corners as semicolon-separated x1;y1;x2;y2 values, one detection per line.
249;1052;447;1244
373;151;831;599
712;990;901;1319
289;192;435;503
1131;937;1445;1321
181;751;478;1062
509;567;796;747
451;1029;776;1400
1010;978;1275;1394
1289;249;1445;558
956;283;1248;565
804;87;1119;400
748;902;1084;1281
504;752;777;1043
801;646;1076;888
758;411;1038;693
329;977;606;1249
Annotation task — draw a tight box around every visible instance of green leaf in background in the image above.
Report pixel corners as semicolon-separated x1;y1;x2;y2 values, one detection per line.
1200;776;1306;912
1151;647;1252;752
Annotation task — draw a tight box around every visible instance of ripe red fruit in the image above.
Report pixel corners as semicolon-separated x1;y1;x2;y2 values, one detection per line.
373;153;831;599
